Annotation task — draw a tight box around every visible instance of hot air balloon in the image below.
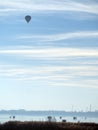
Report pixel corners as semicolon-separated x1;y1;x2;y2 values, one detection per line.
25;15;31;23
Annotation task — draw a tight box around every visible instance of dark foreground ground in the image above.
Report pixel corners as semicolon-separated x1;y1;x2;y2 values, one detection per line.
0;121;98;130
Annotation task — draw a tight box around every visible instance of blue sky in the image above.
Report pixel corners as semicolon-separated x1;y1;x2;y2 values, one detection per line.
0;0;98;111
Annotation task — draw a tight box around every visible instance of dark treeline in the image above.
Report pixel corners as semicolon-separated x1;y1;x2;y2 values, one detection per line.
0;121;98;130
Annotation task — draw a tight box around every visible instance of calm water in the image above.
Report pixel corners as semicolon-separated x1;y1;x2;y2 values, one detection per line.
0;114;98;124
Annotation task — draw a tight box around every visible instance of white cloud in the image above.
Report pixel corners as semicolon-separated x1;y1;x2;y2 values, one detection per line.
0;47;98;58
18;31;98;42
0;64;98;88
0;0;98;15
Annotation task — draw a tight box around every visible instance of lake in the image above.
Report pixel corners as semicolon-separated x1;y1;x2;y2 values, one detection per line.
0;114;98;124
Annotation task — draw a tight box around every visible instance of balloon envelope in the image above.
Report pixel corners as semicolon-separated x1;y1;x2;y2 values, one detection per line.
25;15;31;23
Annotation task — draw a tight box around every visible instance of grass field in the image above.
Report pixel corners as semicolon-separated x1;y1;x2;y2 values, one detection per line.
0;121;98;130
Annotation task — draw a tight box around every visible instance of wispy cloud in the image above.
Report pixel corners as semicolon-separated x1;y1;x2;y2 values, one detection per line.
17;31;98;42
48;80;98;89
0;0;98;15
0;47;98;58
0;64;98;88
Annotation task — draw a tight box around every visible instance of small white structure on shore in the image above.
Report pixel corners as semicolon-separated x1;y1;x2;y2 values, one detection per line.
47;116;56;122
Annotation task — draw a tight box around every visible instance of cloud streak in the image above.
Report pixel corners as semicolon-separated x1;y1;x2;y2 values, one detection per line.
18;31;98;42
0;64;98;88
0;0;98;15
0;47;98;58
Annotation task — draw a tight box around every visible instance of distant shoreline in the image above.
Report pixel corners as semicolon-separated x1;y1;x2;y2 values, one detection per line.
0;121;98;130
0;110;98;117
